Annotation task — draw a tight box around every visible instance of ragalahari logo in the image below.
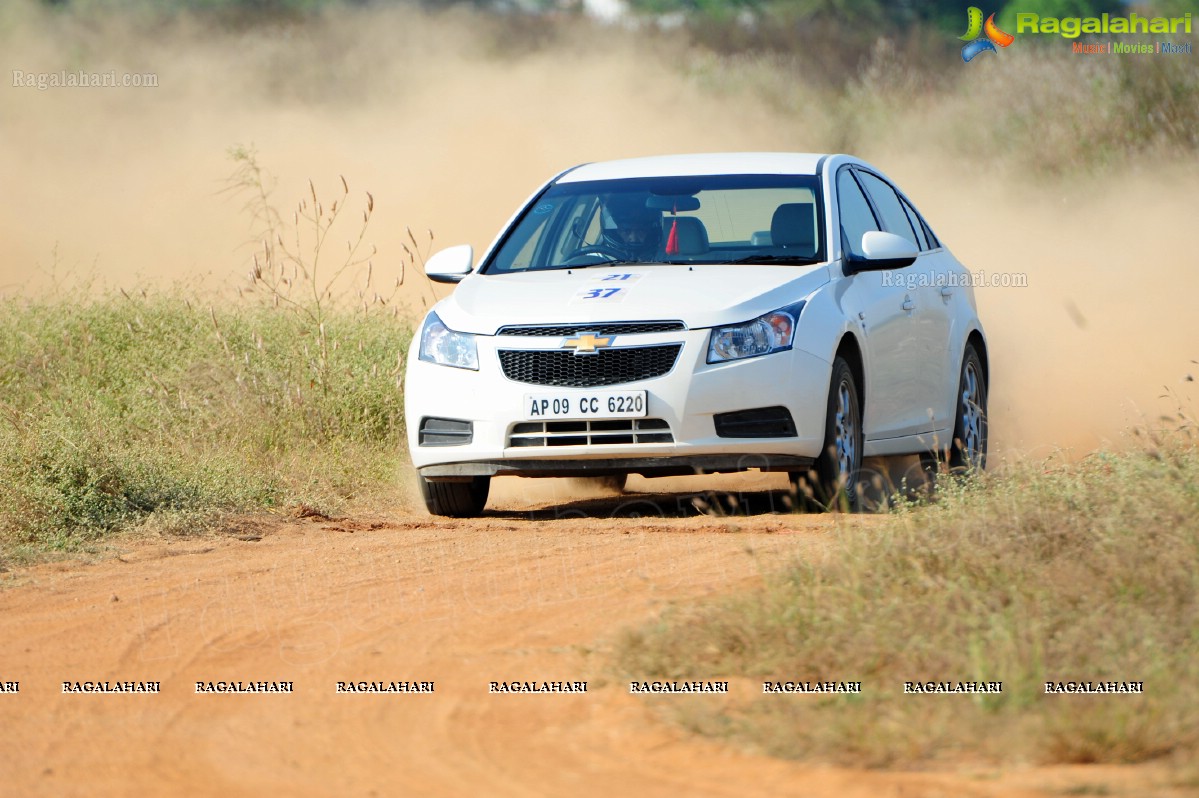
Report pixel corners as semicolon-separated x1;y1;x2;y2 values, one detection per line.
960;7;1015;62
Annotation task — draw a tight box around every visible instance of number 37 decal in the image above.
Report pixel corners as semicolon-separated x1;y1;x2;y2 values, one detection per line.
571;273;641;303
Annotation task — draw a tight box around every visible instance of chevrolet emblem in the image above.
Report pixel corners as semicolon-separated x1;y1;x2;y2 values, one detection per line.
562;332;612;354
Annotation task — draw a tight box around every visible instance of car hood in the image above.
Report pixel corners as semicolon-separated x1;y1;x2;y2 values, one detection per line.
433;264;831;334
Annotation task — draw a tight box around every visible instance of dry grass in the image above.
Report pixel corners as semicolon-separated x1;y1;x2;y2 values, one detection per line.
0;147;437;561
0;289;412;555
0;264;412;558
615;427;1199;767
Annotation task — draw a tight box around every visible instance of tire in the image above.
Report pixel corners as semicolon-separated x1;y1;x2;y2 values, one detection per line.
419;475;490;518
792;356;863;512
918;449;942;485
949;344;988;472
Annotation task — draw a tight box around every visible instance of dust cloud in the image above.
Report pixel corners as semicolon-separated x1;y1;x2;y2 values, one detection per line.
0;3;787;299
1;2;1194;459
883;157;1199;458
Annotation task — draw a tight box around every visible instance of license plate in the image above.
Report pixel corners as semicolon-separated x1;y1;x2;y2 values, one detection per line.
523;391;647;420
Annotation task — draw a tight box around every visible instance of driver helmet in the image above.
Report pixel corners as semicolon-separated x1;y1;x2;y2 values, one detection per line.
602;194;662;254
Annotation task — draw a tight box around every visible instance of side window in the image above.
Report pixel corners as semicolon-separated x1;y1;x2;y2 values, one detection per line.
856;171;920;249
836;169;879;259
901;195;941;251
899;197;928;251
919;214;940;249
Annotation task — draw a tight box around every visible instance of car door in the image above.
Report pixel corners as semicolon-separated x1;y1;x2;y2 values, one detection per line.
834;166;917;442
855;169;952;436
897;192;959;430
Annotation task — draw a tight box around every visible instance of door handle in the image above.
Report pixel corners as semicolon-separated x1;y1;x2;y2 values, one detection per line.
940;286;954;299
902;297;915;312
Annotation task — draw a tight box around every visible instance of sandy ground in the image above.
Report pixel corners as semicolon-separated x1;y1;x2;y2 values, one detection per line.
0;484;1189;798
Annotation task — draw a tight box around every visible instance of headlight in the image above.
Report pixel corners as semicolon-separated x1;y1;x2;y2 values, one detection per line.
707;302;805;364
419;312;478;370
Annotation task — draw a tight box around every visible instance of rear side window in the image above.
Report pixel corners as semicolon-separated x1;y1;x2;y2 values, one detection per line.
856;171;920;249
916;204;940;249
899;198;928;250
836;169;878;259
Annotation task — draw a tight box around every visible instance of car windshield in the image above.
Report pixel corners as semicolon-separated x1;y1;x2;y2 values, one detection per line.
482;174;824;274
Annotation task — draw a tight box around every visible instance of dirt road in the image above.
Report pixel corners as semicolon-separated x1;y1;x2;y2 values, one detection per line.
0;484;1182;797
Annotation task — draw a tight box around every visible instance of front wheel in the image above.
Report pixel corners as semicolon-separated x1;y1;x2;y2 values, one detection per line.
792;356;863;512
418;475;490;518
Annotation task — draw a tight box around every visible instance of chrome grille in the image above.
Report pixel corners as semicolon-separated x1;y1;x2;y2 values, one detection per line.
509;418;674;447
497;345;681;387
496;321;686;337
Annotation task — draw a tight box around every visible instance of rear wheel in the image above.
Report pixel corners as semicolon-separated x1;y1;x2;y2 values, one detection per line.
792;356;862;512
418;475;490;518
949;344;988;472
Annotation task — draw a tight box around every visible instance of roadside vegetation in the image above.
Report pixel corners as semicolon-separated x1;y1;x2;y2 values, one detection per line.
616;425;1199;768
0;291;411;559
0;153;415;562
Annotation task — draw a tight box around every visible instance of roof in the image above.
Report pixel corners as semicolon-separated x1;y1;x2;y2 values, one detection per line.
557;152;829;183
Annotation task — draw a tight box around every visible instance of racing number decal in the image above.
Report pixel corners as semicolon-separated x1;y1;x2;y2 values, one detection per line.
571;273;641;303
571;286;628;303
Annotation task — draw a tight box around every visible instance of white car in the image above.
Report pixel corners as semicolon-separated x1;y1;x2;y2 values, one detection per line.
405;153;988;517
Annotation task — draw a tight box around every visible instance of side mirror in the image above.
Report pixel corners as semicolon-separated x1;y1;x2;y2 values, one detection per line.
844;231;918;274
424;245;474;284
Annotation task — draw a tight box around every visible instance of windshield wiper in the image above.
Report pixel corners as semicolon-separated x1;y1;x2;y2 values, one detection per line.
730;255;821;265
542;260;650;270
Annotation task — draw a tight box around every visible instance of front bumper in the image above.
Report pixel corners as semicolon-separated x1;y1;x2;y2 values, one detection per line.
405;328;830;479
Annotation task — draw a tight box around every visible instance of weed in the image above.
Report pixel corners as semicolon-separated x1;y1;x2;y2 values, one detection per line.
0;152;418;552
615;434;1199;767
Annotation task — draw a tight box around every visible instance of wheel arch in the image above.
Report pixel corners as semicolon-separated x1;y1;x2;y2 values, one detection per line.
834;333;865;408
965;329;989;387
